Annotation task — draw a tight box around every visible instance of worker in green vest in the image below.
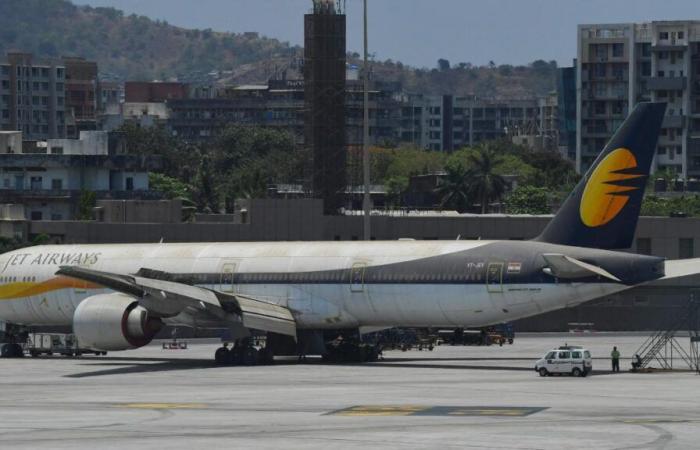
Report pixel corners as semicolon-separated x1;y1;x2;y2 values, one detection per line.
611;346;620;372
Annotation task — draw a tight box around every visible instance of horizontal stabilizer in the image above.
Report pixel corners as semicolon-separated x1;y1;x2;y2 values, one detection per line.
541;254;621;282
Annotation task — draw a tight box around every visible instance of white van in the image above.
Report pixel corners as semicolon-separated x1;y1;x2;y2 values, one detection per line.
535;345;592;377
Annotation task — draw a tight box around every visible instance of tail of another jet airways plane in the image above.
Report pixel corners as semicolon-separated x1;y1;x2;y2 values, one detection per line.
536;102;666;249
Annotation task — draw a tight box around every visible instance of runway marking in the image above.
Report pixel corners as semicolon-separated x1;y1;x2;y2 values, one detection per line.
621;418;692;424
328;406;547;417
113;402;208;410
329;405;427;416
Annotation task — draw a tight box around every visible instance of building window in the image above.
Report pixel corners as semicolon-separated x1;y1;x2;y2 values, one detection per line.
659;31;669;40
30;176;42;190
636;238;652;255
50;213;62;221
30;211;42;221
51;179;62;190
679;238;694;259
678;31;684;40
50;146;63;155
612;43;624;57
126;177;134;191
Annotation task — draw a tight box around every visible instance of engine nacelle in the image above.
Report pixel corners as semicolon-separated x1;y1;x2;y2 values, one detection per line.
73;293;163;351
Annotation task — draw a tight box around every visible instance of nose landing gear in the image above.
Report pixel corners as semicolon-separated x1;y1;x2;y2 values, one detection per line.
0;343;24;358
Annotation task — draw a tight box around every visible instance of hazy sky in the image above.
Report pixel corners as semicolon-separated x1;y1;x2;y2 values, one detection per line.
72;0;700;68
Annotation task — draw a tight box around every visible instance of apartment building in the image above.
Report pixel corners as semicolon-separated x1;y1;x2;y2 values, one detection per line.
64;57;98;137
167;79;400;147
0;131;161;220
577;21;700;176
397;95;556;152
0;52;66;140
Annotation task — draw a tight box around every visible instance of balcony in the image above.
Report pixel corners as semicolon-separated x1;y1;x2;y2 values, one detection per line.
652;43;686;52
647;77;687;90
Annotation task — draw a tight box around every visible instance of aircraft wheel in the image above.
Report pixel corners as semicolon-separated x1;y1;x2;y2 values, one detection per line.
538;367;548;377
1;343;24;358
258;347;274;365
214;347;230;365
241;348;258;366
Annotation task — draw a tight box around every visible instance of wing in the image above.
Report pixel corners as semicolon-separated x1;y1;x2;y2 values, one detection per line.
55;265;297;339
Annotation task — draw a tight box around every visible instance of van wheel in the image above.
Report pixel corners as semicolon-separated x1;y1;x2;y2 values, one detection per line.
538;367;548;377
572;367;582;377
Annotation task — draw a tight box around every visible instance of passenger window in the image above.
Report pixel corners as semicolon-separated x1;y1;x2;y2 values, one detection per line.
572;351;582;359
584;351;591;358
559;351;570;359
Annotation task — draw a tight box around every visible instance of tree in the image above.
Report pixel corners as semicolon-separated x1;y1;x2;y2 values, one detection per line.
76;190;96;220
465;145;507;214
435;164;472;213
505;186;550;214
497;64;513;76
149;173;192;202
437;58;450;71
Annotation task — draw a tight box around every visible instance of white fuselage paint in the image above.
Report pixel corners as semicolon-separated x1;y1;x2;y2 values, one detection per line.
0;241;628;330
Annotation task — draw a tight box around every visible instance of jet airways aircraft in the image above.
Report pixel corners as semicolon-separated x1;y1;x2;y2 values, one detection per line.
0;102;674;362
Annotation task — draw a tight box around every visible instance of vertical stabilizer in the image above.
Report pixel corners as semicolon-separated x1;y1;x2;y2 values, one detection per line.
536;102;666;249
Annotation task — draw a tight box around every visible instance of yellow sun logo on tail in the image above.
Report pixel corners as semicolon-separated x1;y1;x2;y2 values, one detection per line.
580;148;644;227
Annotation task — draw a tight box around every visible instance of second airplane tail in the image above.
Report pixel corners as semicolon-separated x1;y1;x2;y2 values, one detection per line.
536;102;666;249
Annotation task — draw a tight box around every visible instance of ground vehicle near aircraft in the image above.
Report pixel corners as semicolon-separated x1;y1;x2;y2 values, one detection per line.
0;103;686;364
535;345;593;377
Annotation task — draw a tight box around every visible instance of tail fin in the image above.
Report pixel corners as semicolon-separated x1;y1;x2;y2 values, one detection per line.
535;102;666;249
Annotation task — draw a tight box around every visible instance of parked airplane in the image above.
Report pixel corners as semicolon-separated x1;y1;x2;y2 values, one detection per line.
0;103;671;362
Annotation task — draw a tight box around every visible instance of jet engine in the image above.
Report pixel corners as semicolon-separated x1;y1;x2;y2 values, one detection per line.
73;293;163;351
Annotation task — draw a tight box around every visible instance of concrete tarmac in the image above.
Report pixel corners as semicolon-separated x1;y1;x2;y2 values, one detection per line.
0;333;698;449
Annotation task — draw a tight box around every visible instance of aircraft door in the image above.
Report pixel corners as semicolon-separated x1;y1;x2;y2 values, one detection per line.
486;262;504;293
350;263;366;292
219;260;239;293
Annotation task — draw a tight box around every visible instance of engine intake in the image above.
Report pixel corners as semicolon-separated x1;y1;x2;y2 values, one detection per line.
73;293;162;351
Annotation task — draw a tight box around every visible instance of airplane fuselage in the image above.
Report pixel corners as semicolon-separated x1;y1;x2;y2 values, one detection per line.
0;240;663;331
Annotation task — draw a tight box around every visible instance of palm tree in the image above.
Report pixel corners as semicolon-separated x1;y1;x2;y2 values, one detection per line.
466;145;507;214
435;163;471;213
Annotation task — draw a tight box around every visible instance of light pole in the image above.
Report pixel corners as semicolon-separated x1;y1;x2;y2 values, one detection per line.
362;0;371;240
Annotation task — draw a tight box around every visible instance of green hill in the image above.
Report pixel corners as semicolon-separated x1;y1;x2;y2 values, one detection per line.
0;0;297;80
0;0;556;97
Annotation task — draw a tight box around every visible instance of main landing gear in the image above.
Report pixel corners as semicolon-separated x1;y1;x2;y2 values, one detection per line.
214;338;274;366
322;336;381;363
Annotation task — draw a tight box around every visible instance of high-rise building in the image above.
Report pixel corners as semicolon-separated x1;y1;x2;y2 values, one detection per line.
577;21;700;176
0;52;66;139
